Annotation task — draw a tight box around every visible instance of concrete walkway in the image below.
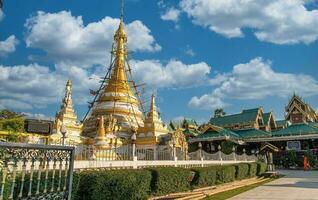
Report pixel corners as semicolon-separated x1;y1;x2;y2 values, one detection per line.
230;170;318;200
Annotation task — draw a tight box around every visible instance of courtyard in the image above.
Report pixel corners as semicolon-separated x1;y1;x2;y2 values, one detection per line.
230;170;318;200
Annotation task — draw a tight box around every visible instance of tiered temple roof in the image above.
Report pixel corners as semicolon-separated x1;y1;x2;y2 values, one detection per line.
285;94;318;124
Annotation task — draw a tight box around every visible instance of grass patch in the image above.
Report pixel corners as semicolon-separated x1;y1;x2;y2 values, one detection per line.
204;177;279;200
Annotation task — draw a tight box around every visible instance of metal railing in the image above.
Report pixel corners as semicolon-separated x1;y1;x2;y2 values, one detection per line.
0;142;75;200
75;145;258;162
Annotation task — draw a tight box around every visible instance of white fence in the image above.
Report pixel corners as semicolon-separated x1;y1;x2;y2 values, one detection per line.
73;145;258;169
74;160;256;169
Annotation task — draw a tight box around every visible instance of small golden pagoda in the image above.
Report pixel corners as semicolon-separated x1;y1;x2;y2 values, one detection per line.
136;94;169;146
82;15;144;140
52;80;82;145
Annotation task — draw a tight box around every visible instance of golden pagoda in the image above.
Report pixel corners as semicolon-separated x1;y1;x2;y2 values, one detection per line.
137;94;169;146
52;80;82;145
82;14;144;140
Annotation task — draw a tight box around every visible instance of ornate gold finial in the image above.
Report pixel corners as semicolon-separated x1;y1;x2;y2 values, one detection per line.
66;80;72;96
66;79;72;86
120;0;124;21
150;94;156;112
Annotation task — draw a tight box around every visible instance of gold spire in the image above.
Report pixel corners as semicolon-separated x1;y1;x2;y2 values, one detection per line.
52;79;82;145
136;94;169;145
147;94;158;121
150;94;155;112
82;1;144;138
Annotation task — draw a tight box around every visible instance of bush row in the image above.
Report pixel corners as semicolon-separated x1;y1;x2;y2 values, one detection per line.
0;162;266;200
71;162;266;200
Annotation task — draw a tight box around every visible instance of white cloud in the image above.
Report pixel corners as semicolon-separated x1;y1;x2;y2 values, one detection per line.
0;35;19;57
22;112;53;120
0;63;99;110
0;99;33;110
185;45;195;56
25;11;161;67
0;58;212;112
131;59;211;88
189;57;318;110
180;0;318;44
161;7;181;22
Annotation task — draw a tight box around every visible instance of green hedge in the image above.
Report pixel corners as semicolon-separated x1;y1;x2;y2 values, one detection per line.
75;169;152;200
148;167;191;195
248;163;258;177
257;162;267;175
235;163;249;180
191;167;217;188
1;162;266;199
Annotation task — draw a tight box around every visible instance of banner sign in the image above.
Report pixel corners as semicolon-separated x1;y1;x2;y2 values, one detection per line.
287;141;301;151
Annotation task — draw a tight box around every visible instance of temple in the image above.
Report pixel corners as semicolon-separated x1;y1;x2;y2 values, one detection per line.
51;80;82;145
82;15;144;140
190;95;318;155
136;94;169;146
285;94;318;124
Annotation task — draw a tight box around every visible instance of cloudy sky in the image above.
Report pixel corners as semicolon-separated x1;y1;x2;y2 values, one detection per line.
1;0;318;123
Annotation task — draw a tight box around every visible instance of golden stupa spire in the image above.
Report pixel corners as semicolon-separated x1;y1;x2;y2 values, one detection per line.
82;0;144;138
148;94;157;120
57;80;76;120
137;94;169;145
53;79;82;144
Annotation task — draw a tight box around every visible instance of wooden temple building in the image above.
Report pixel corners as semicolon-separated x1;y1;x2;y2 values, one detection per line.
190;94;318;155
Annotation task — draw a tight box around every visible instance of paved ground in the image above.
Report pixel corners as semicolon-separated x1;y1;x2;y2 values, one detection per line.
230;170;318;200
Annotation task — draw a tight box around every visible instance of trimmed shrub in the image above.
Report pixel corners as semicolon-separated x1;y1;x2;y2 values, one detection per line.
248;163;257;177
257;162;267;176
76;169;152;200
215;165;236;184
148;167;192;195
235;163;249;180
71;171;81;200
191;167;217;188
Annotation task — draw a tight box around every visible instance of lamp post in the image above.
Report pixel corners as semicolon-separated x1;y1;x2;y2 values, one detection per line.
60;124;67;146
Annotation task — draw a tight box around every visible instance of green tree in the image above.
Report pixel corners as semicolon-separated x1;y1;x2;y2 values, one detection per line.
0;109;25;142
214;108;226;118
286;150;297;167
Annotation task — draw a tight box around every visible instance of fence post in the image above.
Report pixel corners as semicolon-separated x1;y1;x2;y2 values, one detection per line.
172;138;178;166
218;145;222;162
131;133;138;169
232;146;236;161
67;147;75;200
198;142;204;167
255;150;259;162
243;148;247;161
154;146;158;161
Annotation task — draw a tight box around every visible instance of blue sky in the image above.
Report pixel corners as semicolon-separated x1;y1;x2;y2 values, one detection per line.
0;0;318;124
